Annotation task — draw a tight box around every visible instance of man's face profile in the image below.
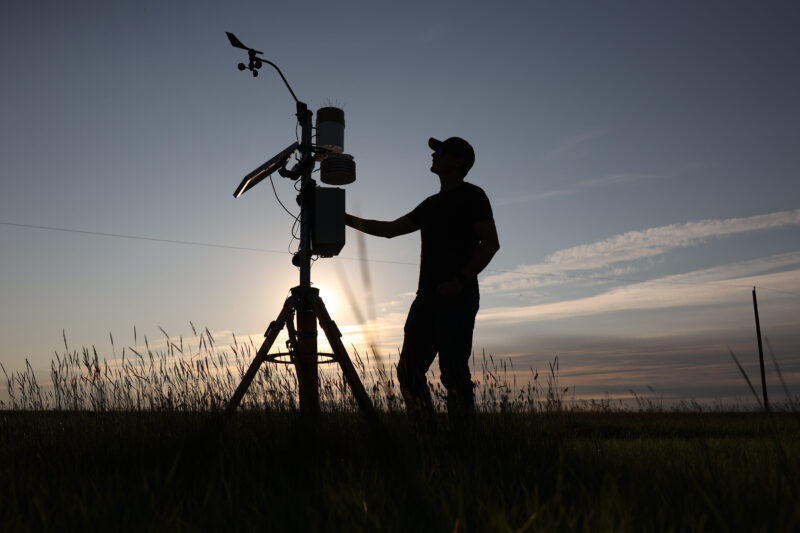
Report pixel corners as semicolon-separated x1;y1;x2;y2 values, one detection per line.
431;147;465;177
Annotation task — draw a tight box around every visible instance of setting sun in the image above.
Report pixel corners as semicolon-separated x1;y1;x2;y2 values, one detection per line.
317;286;342;316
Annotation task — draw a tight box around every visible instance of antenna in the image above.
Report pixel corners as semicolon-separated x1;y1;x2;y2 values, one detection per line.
223;32;374;423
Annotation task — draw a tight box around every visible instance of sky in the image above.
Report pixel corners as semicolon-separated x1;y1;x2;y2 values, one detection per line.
1;1;799;406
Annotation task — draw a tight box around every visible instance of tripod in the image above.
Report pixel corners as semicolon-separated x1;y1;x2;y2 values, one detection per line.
224;285;377;421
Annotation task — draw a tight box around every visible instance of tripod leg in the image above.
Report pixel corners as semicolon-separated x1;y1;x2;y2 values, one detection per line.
295;306;320;418
314;296;378;422
225;300;294;417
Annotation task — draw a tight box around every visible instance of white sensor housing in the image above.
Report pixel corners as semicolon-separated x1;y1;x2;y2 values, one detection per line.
316;107;345;159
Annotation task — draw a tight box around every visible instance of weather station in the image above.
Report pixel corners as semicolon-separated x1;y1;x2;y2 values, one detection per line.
223;32;375;421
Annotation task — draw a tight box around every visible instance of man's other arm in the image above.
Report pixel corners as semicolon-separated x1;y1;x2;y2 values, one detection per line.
462;219;500;278
345;214;419;238
437;218;499;296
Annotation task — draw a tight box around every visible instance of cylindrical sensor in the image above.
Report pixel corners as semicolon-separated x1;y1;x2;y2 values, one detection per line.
320;153;356;185
315;107;345;160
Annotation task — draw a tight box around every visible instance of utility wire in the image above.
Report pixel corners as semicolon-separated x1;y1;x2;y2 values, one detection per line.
2;220;798;296
0;221;287;256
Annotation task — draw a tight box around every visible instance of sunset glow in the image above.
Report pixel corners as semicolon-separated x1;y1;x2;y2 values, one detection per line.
1;2;798;406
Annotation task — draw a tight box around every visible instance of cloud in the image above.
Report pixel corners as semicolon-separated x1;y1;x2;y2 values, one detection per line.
547;209;800;269
494;163;703;207
494;188;574;206
546;129;606;160
416;27;442;45
478;255;800;325
482;208;800;291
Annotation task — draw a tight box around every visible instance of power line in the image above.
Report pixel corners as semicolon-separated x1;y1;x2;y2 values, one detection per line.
0;221;288;255
2;220;798;296
0;220;417;267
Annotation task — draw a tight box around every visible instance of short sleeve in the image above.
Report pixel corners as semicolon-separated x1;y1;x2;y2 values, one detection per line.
469;187;493;224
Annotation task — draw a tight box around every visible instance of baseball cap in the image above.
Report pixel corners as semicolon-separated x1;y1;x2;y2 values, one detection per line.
428;136;475;174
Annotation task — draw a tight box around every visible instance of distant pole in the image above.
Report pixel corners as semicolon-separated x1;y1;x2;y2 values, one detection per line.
752;287;769;412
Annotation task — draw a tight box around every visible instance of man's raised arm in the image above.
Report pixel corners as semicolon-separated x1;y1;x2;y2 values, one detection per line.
345;214;419;238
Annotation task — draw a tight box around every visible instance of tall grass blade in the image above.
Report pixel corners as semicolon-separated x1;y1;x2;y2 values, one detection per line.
728;348;763;409
765;338;798;415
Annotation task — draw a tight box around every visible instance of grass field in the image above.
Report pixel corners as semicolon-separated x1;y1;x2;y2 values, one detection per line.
1;335;799;531
2;410;798;531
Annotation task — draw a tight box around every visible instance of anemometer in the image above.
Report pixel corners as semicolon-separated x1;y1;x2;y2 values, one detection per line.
226;32;356;269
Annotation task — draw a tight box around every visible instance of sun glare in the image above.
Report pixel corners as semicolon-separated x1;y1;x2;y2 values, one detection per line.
318;286;341;316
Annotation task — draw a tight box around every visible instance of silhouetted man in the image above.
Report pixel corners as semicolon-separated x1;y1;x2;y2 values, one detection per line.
345;137;499;428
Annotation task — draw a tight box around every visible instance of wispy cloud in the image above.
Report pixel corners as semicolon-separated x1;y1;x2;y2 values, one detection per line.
495;163;702;207
494;188;574;206
416;26;442;44
546;129;606;160
479;255;800;325
547;209;800;269
483;209;800;292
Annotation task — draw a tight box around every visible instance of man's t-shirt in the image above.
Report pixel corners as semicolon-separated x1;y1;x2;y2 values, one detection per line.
406;181;494;297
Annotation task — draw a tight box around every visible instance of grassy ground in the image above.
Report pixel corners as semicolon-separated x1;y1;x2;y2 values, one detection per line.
1;409;798;532
2;337;798;530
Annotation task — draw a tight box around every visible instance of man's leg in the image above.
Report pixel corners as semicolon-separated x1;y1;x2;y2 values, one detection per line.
436;292;479;429
397;296;437;426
